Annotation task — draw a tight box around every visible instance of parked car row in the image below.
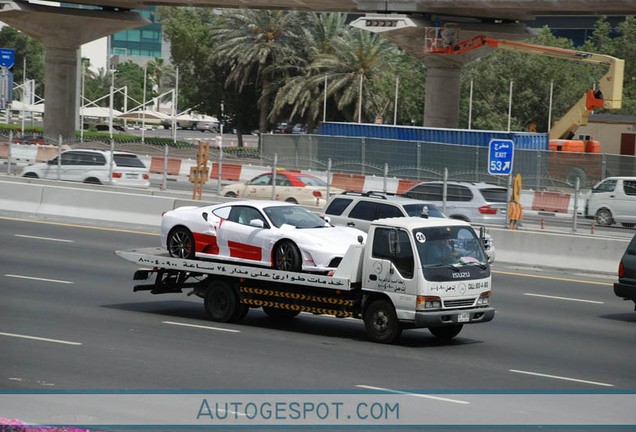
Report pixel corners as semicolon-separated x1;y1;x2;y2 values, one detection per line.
272;123;307;134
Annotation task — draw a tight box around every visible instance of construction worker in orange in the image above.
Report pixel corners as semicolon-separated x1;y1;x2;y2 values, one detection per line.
509;174;523;230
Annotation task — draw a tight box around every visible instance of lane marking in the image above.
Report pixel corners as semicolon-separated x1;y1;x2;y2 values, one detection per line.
523;292;604;304
0;332;82;346
162;321;240;333
15;234;74;243
356;385;469;405
510;369;613;387
493;269;613;286
5;274;74;284
0;216;159;236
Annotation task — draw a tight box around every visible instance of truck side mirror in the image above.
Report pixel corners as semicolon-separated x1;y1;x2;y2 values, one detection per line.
478;226;487;247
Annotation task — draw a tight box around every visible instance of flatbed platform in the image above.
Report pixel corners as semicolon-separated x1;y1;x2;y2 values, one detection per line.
115;247;354;291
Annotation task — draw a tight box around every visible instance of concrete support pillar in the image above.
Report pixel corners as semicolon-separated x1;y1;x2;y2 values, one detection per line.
0;1;150;141
423;56;463;129
44;47;80;140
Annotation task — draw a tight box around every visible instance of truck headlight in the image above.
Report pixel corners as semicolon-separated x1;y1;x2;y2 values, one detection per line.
476;291;491;306
417;296;442;311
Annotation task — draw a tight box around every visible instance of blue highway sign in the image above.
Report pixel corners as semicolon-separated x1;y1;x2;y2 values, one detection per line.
488;138;514;176
0;48;14;69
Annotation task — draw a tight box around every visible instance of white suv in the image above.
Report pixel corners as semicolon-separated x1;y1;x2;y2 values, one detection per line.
402;181;508;225
21;149;150;188
323;192;495;262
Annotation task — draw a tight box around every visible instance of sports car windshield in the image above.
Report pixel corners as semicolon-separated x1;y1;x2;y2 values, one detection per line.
264;205;327;229
414;225;488;268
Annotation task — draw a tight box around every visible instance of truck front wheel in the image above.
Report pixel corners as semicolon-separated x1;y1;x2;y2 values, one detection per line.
429;325;463;340
205;281;239;323
363;299;402;344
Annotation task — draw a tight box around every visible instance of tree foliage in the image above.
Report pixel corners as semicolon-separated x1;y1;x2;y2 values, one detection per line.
0;26;45;99
8;8;636;139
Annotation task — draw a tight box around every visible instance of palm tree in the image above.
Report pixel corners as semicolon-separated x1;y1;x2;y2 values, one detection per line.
210;9;306;134
147;57;176;111
84;67;114;107
310;29;399;123
269;13;348;130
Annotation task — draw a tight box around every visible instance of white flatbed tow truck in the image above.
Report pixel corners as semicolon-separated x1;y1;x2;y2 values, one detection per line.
116;216;495;343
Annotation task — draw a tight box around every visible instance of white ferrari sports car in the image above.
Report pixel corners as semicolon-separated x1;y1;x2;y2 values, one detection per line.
160;200;366;273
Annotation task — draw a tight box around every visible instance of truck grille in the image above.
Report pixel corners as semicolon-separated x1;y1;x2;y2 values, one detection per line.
444;298;476;308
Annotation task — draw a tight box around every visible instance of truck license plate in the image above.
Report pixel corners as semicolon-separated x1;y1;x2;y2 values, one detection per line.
126;173;139;179
458;312;470;322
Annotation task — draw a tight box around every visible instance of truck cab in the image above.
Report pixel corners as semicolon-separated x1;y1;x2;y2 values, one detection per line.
335;216;494;342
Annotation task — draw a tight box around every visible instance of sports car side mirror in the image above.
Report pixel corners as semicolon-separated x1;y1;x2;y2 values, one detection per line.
250;219;265;228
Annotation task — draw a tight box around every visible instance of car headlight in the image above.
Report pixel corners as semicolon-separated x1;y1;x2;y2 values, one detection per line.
416;296;442;311
476;291;491;306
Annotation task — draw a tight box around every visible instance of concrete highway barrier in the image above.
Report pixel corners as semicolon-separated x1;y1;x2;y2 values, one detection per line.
0;179;627;274
488;227;627;274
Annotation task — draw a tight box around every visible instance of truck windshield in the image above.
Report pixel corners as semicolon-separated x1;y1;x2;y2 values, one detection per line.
414;226;488;268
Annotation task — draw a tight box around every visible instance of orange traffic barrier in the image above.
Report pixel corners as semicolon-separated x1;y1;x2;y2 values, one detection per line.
331;173;365;192
210;163;242;181
149;156;182;175
531;190;570;213
35;145;60;162
396;179;418;195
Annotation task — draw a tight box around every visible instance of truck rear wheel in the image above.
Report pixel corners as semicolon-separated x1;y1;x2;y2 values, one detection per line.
363;299;402;344
204;281;239;323
429;325;463;340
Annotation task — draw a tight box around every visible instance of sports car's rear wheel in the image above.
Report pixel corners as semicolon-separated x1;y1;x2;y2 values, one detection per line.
273;240;301;272
167;227;195;259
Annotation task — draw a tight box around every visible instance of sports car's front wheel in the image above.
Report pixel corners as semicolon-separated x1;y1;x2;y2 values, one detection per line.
273;240;301;272
167;227;195;259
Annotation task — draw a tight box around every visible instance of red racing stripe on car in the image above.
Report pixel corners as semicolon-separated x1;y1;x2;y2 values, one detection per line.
193;233;219;254
228;241;262;261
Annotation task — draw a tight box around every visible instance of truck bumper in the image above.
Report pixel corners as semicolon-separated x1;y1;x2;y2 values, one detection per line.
614;282;636;302
412;307;495;328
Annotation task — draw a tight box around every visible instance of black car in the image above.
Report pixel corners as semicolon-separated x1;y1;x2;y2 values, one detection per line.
614;233;636;309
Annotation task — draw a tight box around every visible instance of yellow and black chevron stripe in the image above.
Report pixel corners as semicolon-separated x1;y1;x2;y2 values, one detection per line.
241;298;353;318
240;286;354;306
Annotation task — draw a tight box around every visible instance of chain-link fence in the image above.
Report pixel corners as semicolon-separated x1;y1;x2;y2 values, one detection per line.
261;134;636;191
3;129;636;236
3;129;635;191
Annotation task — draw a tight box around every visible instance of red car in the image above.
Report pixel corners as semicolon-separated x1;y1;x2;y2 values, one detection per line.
15;134;45;145
221;171;343;207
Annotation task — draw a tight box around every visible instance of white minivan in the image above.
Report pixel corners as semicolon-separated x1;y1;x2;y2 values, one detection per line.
21;149;150;188
585;177;636;227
